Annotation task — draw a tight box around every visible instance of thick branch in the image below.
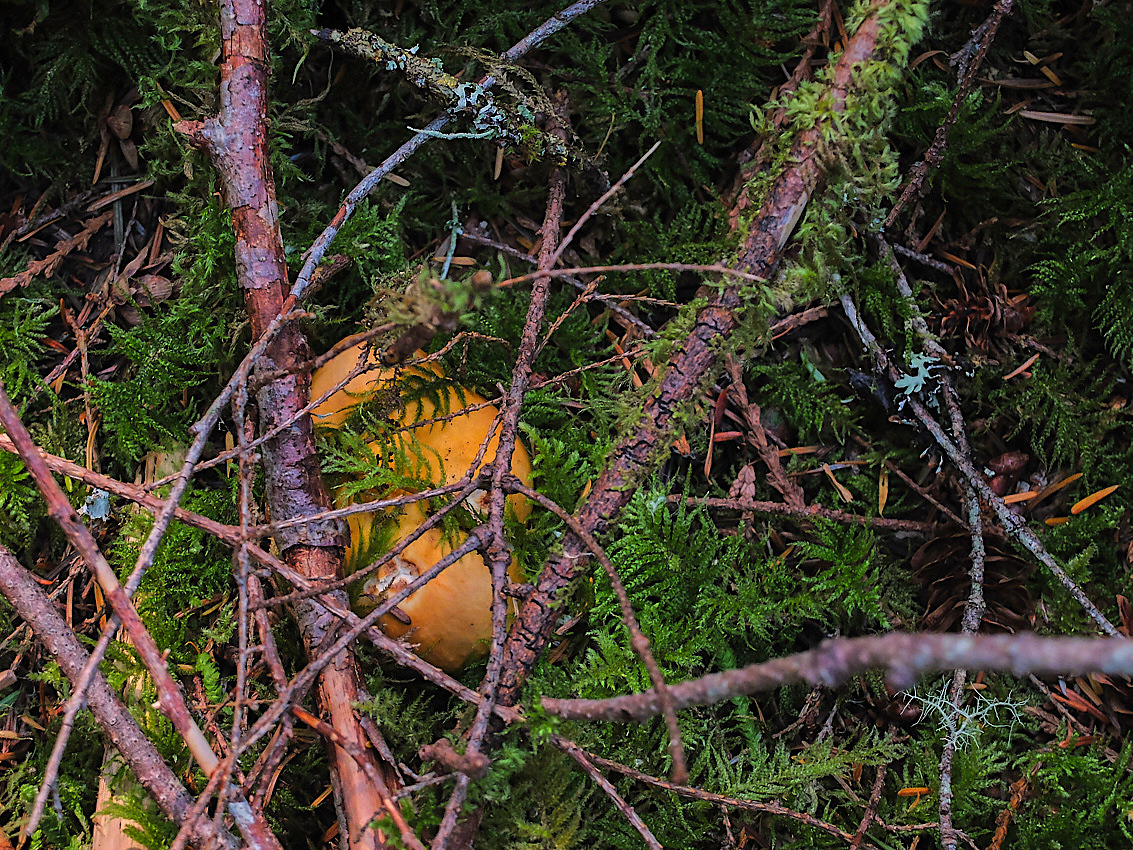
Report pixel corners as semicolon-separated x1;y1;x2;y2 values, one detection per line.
174;0;388;845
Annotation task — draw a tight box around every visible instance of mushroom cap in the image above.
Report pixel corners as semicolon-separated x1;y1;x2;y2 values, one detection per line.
309;343;443;430
311;342;533;672
348;501;524;673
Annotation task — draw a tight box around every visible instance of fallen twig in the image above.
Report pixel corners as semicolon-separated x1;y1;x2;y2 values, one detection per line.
496;262;762;288
584;748;874;847
877;236;991;848
495;0;909;710
884;0;1015;228
290;707;425;850
838;294;1118;635
539;632;1133;722
459;229;656;336
850;762;888;850
0;547;238;850
0;384;279;849
555;740;663;850
507;478;689;781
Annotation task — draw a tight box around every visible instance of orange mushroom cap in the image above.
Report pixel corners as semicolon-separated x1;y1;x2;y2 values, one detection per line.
311;343;532;672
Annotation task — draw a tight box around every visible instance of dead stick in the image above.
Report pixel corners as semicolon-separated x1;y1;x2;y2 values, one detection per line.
0;384;279;850
430;101;573;850
0;547;237;850
555;740;663;850
291;708;425;850
672;494;936;533
540;633;1133;722
884;0;1014;228
838;294;1118;636
584;748;870;847
850;762;888;850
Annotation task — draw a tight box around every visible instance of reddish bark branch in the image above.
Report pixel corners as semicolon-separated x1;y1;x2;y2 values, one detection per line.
850;763;889;850
173;0;388;844
290;708;425;850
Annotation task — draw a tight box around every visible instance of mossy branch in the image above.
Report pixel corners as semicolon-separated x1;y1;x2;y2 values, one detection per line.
313;28;573;163
495;0;930;709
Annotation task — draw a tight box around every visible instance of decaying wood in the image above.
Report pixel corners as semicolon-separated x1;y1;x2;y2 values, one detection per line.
92;749;151;850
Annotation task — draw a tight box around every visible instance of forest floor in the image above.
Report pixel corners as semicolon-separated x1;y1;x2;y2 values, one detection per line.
2;0;1133;847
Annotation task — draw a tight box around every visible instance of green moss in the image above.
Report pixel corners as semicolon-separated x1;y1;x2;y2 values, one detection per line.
7;0;1133;844
1013;739;1133;847
109;485;238;661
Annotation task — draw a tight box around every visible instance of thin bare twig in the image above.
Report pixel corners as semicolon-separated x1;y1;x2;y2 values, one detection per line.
496;262;763;289
673;494;937;533
838;294;1119;636
880;240;990;849
290;708;426;850
459;229;656;336
884;0;1015;228
507;478;689;782
850;762;888;850
933;345;986;850
539;633;1133;722
0;384;278;848
430;106;575;850
556;740;663;850
852;434;968;529
545;140;662;269
583;749;875;847
0;547;238;850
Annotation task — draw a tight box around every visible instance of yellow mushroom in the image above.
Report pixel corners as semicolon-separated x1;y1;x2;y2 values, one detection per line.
310;343;532;672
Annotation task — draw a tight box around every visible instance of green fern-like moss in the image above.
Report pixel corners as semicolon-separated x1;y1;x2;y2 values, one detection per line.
748;356;859;442
986;358;1115;471
1013;739;1133;847
87;305;224;464
108;486;239;661
0;292;57;401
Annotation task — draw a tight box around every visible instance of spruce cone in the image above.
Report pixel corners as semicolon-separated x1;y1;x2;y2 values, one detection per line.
912;529;1034;633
